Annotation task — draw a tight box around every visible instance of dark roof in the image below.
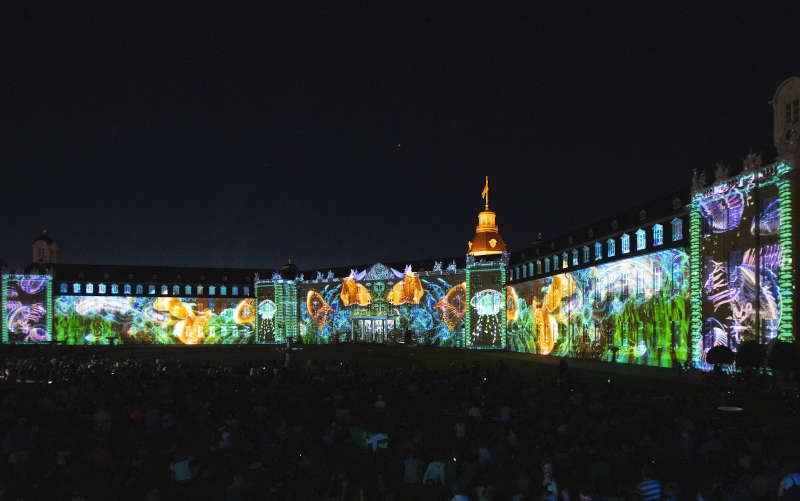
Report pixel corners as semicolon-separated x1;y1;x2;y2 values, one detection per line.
510;191;688;264
51;263;275;284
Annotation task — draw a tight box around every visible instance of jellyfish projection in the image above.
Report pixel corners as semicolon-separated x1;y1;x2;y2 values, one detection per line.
4;276;49;343
19;276;47;295
470;289;504;347
434;282;466;330
258;299;277;320
307;290;334;329
387;266;424;305
340;274;372;307
470;289;503;316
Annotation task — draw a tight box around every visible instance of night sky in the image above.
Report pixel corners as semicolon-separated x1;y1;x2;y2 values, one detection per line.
1;5;797;270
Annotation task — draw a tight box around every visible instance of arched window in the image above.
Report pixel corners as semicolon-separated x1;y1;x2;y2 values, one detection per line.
553;255;559;270
607;239;615;258
148;284;156;295
636;229;646;250
243;286;250;296
185;285;192;296
653;224;664;246
135;284;143;295
197;285;203;296
232;286;239;296
652;262;662;293
528;263;534;277
572;249;578;266
160;284;168;295
671;218;683;241
124;284;131;294
583;246;590;263
172;285;180;296
621;234;630;254
515;266;521;280
545;259;550;273
60;283;68;293
209;285;216;295
111;284;119;294
594;242;602;261
220;285;227;295
72;283;81;294
521;266;526;279
562;252;569;268
98;283;106;294
86;283;94;294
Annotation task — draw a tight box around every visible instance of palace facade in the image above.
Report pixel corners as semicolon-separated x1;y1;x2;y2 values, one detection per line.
3;77;799;368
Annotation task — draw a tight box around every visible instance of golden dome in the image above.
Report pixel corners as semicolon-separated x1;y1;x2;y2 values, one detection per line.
467;177;506;256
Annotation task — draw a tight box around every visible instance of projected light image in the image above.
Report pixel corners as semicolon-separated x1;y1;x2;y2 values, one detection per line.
297;271;465;346
507;249;689;367
3;275;51;343
54;296;255;345
694;166;792;366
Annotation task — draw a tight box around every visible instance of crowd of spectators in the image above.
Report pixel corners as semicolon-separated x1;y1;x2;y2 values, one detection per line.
0;347;798;501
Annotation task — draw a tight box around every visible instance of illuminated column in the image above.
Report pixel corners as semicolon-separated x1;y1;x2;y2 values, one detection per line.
1;274;53;344
255;278;298;344
465;261;506;349
689;199;703;364
776;161;794;342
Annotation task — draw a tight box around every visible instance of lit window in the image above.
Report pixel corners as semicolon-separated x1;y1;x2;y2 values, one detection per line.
636;271;645;297
243;286;250;296
545;259;550;273
73;283;81;294
583;246;590;263
536;261;542;274
220;285;227;295
620;273;628;299
594;242;602;261
158;284;166;295
515;266;521;280
111;284;119;294
232;286;239;296
653;224;663;246
148;285;156;295
671;218;683;241
562;252;568;269
572;249;578;266
209;285;216;295
172;285;180;295
60;283;68;293
197;285;203;295
607;239;615;258
636;229;646;250
98;283;106;294
521;266;527;279
528;263;534;277
653;262;662;293
553;255;559;270
124;284;131;294
136;284;143;295
621;234;630;254
86;283;94;294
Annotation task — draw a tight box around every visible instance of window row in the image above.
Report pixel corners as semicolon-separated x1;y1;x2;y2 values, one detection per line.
512;219;682;281
59;282;251;297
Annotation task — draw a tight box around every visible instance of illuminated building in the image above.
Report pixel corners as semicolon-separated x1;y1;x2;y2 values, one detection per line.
1;77;798;368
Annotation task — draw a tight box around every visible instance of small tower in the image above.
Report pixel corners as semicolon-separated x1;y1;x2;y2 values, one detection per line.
32;229;58;265
467;177;507;258
771;76;800;162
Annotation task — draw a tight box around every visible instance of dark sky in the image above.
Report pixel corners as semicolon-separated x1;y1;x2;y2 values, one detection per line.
1;5;797;270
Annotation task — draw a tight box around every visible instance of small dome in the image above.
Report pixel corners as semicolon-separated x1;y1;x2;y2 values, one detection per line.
32;229;54;245
467;177;506;257
280;258;300;280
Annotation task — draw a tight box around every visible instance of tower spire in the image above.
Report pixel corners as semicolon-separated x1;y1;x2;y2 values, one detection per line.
481;176;489;210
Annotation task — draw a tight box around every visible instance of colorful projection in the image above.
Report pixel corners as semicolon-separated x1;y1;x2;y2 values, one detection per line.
466;262;506;348
507;249;689;367
2;275;52;343
297;270;465;346
691;162;794;366
54;296;255;345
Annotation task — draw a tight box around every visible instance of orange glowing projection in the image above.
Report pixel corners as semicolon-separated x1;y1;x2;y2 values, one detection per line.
153;297;190;320
387;265;425;305
434;282;467;329
506;286;519;322
340;270;372;307
152;297;211;344
535;308;559;355
233;299;256;324
307;290;334;329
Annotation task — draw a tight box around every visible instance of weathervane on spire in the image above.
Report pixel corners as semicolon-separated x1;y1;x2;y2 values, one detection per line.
481;176;489;210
